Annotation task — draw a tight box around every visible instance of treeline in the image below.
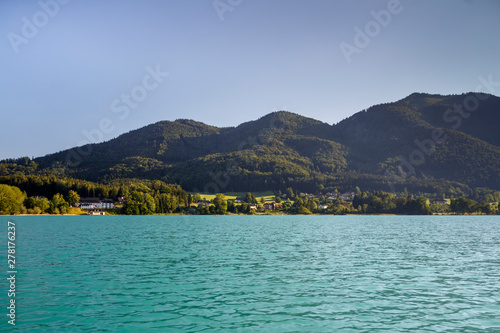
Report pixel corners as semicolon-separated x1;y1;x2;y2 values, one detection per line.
0;184;80;215
1;156;499;216
352;191;432;215
1;182;498;215
0;171;188;215
0;172;185;202
0;173;119;199
191;190;498;216
0;155;490;204
0;149;481;201
122;185;187;215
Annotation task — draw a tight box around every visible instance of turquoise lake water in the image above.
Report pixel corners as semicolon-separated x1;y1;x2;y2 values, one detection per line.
1;215;500;332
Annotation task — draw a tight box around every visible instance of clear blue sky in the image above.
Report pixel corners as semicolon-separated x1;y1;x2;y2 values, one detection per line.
1;0;499;160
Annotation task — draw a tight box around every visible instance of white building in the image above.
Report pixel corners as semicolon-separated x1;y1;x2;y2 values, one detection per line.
79;198;114;210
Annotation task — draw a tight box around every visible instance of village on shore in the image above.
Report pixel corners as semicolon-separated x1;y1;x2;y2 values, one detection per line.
21;189;500;216
2;177;498;216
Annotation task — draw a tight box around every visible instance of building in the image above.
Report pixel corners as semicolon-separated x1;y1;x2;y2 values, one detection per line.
197;200;211;208
78;198;114;210
430;198;448;205
340;191;356;200
78;197;101;210
318;204;328;210
100;199;114;209
87;209;106;216
264;202;281;210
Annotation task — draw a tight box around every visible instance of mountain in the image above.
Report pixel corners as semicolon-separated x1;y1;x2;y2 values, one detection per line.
334;92;500;190
9;92;500;194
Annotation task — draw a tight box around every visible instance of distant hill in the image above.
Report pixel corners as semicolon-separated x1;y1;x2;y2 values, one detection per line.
8;92;500;194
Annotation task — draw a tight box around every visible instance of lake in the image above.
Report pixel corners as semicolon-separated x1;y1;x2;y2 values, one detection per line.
1;215;499;332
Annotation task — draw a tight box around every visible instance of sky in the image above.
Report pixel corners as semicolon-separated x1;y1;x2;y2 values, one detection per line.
1;0;499;160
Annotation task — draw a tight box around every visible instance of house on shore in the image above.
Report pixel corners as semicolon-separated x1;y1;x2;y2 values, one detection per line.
79;198;115;210
87;209;106;216
264;202;281;210
100;199;114;209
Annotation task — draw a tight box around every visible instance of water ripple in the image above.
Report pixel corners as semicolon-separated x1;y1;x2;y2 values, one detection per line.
1;215;499;332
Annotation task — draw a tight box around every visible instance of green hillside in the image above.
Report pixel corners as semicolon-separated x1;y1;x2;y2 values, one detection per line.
3;92;499;195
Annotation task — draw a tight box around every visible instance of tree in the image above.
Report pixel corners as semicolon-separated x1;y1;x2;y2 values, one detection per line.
124;191;156;215
355;186;361;195
352;194;363;209
227;200;236;213
24;197;37;210
213;193;227;214
285;187;294;199
0;184;26;214
282;199;292;211
293;197;304;209
49;193;69;214
193;193;202;203
239;203;250;214
37;197;50;213
430;202;447;214
297;206;312;215
451;197;475;214
415;197;432;215
369;196;384;213
244;192;257;204
66;190;80;207
155;193;178;214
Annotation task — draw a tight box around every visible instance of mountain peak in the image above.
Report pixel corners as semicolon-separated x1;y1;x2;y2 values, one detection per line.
399;91;496;109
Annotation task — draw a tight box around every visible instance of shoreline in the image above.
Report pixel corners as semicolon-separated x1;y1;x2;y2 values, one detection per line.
1;213;489;217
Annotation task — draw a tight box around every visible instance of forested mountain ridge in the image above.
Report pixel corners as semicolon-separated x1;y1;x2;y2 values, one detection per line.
334;93;500;190
3;92;499;194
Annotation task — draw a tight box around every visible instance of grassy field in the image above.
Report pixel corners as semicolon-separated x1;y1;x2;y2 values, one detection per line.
197;191;276;202
68;207;86;215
